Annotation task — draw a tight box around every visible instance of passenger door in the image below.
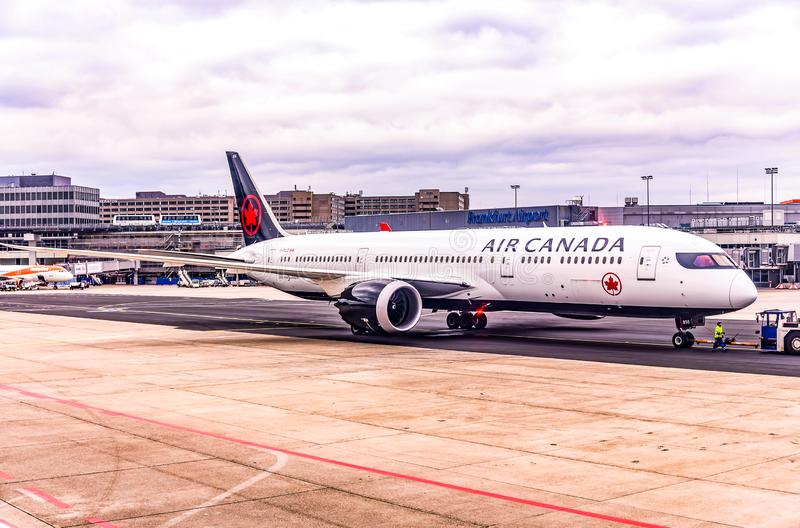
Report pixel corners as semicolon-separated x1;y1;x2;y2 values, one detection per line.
356;248;369;273
637;246;661;280
500;256;514;278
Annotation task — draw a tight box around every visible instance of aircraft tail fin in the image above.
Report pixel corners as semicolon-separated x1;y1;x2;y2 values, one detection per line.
226;151;288;245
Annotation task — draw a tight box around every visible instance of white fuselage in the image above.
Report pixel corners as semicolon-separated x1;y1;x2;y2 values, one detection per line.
232;225;757;318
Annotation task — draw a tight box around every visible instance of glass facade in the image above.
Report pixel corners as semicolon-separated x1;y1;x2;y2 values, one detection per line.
0;177;100;229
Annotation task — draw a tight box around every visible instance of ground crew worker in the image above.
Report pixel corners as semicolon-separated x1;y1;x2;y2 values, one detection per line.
713;321;727;351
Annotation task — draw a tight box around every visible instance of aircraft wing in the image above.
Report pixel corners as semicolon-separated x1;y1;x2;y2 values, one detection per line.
0;244;473;298
0;243;346;281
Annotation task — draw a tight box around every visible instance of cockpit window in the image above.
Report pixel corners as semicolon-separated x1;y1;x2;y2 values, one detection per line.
712;254;737;267
676;252;737;269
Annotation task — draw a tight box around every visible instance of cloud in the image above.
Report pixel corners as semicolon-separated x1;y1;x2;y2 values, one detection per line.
0;0;799;207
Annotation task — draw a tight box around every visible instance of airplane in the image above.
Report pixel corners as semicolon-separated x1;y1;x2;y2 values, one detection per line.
0;264;74;289
3;151;758;348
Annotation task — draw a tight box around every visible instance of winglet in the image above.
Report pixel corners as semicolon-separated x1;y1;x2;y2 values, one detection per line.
379;222;392;232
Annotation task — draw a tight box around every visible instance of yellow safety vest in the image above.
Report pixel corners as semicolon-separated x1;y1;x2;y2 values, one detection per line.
714;326;724;338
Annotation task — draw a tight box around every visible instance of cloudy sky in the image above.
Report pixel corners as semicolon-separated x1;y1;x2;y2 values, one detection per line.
1;0;799;208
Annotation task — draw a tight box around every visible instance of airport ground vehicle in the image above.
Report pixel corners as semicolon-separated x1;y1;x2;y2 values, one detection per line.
5;152;759;347
690;309;800;353
0;282;39;291
757;309;800;353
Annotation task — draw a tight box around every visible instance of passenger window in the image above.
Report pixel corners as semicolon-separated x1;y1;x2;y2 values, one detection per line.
560;256;564;264
617;256;622;264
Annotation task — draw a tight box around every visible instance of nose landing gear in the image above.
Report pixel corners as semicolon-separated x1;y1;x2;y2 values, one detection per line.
673;316;702;349
671;331;695;349
446;311;488;330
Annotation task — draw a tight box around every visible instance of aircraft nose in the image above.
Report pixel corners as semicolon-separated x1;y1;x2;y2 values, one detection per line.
729;272;757;309
62;272;74;282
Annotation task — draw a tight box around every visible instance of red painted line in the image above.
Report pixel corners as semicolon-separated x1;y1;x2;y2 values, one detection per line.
0;519;22;528
23;486;71;509
86;517;120;528
0;469;14;481
0;384;667;528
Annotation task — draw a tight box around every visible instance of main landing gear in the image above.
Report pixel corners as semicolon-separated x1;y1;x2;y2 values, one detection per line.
446;311;488;330
672;316;701;349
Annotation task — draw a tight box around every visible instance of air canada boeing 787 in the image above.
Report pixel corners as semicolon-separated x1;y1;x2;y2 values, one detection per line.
4;152;758;348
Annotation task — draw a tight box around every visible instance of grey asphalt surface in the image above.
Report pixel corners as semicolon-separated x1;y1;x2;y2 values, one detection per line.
2;291;798;377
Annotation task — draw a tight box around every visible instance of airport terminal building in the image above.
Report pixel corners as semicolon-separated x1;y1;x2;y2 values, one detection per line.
0;174;100;229
3;170;800;287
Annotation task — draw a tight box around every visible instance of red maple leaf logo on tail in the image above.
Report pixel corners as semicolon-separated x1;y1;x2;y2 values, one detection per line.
240;195;261;236
602;273;622;296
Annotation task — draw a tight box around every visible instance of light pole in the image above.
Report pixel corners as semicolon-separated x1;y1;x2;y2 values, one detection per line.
640;175;653;226
765;167;777;228
510;184;520;210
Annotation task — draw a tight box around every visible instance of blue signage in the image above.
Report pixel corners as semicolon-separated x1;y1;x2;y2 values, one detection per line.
467;208;549;226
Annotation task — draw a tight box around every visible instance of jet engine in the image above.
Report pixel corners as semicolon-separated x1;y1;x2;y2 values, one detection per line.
335;280;423;334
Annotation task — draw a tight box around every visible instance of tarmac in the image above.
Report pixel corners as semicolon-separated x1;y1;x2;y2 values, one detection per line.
1;286;799;527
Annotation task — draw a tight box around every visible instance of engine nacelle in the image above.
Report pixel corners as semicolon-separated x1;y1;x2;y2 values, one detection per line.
335;280;423;333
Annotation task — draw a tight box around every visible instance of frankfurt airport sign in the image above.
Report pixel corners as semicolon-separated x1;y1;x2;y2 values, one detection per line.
467;208;550;226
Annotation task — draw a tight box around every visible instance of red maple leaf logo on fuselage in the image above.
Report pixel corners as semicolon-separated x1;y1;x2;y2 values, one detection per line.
602;273;622;296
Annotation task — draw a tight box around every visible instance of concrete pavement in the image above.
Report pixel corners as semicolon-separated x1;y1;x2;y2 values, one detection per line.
1;303;799;527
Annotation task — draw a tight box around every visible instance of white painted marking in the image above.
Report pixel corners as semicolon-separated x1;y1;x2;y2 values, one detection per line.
159;450;289;528
16;488;45;503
